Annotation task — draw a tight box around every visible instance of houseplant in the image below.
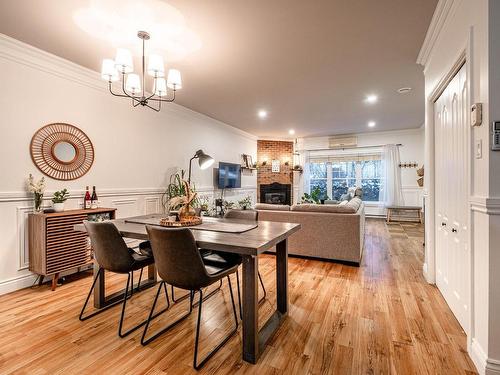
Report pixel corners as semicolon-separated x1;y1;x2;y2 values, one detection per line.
162;171;188;212
238;195;252;210
52;189;69;212
27;174;46;212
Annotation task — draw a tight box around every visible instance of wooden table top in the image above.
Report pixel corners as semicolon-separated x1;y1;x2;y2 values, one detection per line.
74;216;301;256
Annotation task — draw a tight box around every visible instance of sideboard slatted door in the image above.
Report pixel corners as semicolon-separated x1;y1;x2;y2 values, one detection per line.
29;208;116;290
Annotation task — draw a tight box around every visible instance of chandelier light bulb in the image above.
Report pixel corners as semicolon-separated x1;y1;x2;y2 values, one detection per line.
101;59;118;81
147;54;165;77
154;78;167;97
125;73;141;94
114;48;133;73
167;69;182;89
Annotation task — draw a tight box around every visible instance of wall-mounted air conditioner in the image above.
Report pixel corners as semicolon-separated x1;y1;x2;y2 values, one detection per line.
328;136;358;149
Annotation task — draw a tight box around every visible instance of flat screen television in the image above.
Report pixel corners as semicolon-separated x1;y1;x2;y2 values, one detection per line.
218;162;241;189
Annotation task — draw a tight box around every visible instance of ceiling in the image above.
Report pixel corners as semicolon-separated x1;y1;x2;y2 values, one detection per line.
0;0;437;138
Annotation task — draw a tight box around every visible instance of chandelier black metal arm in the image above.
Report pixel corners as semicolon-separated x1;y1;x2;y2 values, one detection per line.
103;30;180;112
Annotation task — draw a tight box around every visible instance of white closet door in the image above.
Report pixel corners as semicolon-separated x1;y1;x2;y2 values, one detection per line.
434;64;469;333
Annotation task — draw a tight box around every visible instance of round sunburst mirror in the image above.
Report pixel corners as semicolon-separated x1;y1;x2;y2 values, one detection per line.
30;123;94;180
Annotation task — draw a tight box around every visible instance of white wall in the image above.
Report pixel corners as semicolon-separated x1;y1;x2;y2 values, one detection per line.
296;128;425;214
0;34;257;294
419;0;500;374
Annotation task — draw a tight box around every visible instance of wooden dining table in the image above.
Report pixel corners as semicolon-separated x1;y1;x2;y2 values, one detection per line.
74;214;301;364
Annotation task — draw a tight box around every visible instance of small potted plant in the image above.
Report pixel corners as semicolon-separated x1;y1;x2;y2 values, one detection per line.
238;195;253;210
52;189;69;212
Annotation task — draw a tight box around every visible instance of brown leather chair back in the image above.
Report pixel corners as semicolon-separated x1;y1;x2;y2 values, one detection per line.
84;221;134;273
146;226;211;290
224;209;258;221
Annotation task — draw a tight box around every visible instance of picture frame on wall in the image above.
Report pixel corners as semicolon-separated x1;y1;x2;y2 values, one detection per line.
242;154;253;168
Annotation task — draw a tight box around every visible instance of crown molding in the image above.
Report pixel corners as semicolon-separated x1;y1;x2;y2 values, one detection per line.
0;33;258;142
417;0;458;66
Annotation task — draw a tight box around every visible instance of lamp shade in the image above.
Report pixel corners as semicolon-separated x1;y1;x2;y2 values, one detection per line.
154;78;167;97
147;54;165;77
196;150;214;170
101;59;118;81
125;73;141;94
114;48;133;73
167;69;182;89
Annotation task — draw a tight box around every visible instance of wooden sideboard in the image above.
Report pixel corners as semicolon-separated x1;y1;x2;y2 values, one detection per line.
29;208;116;290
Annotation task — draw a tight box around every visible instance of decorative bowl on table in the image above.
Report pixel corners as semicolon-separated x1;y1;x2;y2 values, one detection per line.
159;216;203;227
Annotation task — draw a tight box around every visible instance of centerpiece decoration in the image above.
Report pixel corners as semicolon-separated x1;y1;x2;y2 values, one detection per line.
160;176;202;227
27;174;46;212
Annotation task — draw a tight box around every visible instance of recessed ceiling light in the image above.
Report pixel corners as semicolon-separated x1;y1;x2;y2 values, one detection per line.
368;121;376;128
258;109;268;119
365;94;378;104
397;87;412;94
288;129;295;135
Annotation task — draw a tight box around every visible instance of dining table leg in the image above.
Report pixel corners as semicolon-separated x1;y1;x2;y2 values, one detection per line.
276;238;288;314
242;254;259;363
241;238;289;364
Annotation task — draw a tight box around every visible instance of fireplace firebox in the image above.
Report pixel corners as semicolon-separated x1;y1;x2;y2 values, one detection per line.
260;182;291;205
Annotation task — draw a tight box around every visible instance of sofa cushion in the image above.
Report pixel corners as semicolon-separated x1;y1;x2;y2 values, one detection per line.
324;200;339;205
291;200;360;213
255;203;290;211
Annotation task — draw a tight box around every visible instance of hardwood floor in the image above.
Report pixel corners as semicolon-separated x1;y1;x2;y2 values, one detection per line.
0;219;477;374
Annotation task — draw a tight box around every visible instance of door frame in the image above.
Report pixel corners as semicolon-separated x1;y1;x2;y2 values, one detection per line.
425;29;473;344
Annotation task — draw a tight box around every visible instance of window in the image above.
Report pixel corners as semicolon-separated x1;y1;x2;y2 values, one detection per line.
309;162;328;199
332;161;356;200
308;155;382;202
359;160;382;201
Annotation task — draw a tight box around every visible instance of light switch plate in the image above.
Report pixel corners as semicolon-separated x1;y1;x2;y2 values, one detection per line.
476;139;482;159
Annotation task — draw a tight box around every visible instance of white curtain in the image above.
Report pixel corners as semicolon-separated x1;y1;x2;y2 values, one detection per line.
298;151;310;200
380;144;404;207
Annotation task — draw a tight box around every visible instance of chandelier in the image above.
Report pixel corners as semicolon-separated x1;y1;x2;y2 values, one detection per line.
100;31;181;112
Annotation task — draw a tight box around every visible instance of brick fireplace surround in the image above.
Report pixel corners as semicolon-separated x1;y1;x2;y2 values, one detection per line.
257;140;294;203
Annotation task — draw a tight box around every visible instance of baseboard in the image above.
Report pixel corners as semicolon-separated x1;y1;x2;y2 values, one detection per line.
0;273;37;295
470;339;500;375
422;262;430;282
487;359;500;375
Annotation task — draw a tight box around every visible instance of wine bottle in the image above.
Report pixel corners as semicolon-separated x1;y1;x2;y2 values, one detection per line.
84;186;91;209
91;186;98;209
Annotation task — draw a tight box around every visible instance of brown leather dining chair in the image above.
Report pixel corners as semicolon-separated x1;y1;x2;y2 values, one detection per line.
202;209;267;316
142;226;239;370
79;221;169;338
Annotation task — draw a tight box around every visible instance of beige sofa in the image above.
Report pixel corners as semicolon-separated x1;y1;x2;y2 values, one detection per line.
256;198;365;264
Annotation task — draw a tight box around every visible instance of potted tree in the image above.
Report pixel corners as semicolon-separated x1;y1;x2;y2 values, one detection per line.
52;189;69;212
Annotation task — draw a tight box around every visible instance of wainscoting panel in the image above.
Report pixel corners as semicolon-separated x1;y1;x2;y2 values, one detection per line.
16;206;33;271
1;186;257;295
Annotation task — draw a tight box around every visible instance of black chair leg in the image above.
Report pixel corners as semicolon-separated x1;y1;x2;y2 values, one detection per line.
193;276;239;370
119;273;170;338
141;282;192;345
171;285;191;303
235;270;242;320
172;279;223;306
258;271;267;301
79;268;124;321
137;268;144;291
